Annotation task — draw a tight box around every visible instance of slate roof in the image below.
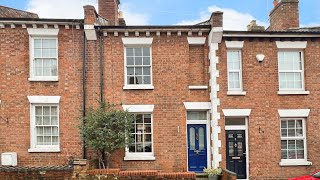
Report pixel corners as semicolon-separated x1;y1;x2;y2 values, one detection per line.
0;5;38;18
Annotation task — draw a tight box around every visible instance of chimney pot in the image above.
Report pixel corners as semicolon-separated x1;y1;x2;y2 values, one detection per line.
273;0;279;7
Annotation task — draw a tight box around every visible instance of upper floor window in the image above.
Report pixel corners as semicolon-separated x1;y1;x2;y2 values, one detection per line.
27;28;59;82
227;50;243;91
126;47;151;85
122;38;154;90
225;41;246;96
278;51;304;90
276;41;309;95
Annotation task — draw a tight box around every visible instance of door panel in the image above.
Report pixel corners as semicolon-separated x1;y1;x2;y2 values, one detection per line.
226;130;246;179
188;124;207;172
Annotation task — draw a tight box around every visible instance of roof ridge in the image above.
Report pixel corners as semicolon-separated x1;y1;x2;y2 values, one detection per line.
0;5;38;16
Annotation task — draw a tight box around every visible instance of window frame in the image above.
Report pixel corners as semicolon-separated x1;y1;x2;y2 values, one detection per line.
125;113;154;160
277;50;305;91
27;28;59;82
27;96;61;153
122;104;155;161
227;49;245;94
124;46;153;89
279;118;312;166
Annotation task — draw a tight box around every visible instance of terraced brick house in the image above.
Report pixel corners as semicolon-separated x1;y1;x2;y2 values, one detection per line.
0;0;320;179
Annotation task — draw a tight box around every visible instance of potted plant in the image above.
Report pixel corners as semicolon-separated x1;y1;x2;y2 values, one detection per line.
203;167;222;180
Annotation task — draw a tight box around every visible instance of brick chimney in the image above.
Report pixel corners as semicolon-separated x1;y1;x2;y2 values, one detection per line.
247;20;265;31
98;0;120;25
269;0;299;31
209;11;223;28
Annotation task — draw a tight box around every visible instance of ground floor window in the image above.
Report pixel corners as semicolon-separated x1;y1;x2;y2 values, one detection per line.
281;118;306;160
129;114;152;153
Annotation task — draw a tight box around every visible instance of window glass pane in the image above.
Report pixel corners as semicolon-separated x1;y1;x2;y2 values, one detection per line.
135;48;142;56
36;127;43;136
42;39;56;48
187;111;207;120
51;116;58;125
144;114;151;123
237;142;243;156
281;140;287;149
37;137;43;145
127;76;135;84
288;150;296;159
225;118;245;126
34;39;41;48
189;128;195;150
126;48;134;56
135;67;142;75
127;57;134;65
43;107;50;115
36;116;42;125
281;150;288;159
143;57;150;65
136;76;143;84
51;107;57;116
144;142;152;152
228;142;234;156
34;49;42;57
199;127;205;150
143;67;151;76
143;76;151;84
135;57;142;65
143;47;150;56
127;67;134;75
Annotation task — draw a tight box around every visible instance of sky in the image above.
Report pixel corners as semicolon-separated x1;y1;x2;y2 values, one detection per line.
1;0;320;30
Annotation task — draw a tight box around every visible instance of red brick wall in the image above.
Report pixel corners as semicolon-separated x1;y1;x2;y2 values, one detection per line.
85;32;210;172
0;25;83;166
189;45;207;86
217;38;320;179
269;0;299;31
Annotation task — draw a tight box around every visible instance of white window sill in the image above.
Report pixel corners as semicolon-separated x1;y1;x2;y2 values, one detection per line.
277;91;310;95
279;160;312;166
28;77;58;82
28;147;60;153
124;154;155;161
188;86;208;90
123;85;154;90
227;91;246;96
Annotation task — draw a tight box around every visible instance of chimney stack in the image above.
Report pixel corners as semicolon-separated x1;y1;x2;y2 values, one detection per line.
247;20;265;31
209;11;223;28
98;0;120;25
269;0;299;31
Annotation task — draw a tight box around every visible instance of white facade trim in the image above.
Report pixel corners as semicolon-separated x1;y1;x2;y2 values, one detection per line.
28;147;60;153
227;91;246;96
122;37;153;46
208;26;223;169
188;86;208;90
28;77;59;82
27;96;61;104
222;109;252;117
225;41;244;49
277;91;310;95
124;155;155;161
187;37;206;45
122;105;154;113
123;85;154;90
279;160;312;166
183;102;211;110
27;28;59;36
276;41;307;49
278;109;310;117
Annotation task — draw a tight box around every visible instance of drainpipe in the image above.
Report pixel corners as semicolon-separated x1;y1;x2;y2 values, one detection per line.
99;29;104;102
82;30;87;159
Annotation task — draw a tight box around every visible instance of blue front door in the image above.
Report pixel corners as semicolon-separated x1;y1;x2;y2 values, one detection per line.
187;124;207;172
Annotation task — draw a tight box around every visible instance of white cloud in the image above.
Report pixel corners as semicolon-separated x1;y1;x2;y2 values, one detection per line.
26;0;150;25
27;0;98;19
120;2;150;25
177;6;268;31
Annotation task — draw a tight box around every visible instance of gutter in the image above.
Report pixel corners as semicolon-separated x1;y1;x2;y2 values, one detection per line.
82;30;87;159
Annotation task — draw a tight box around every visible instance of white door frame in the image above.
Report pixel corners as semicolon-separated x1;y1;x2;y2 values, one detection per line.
186;111;211;172
225;117;249;179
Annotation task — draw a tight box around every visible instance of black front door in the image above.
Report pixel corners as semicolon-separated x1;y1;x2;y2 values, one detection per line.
226;130;246;179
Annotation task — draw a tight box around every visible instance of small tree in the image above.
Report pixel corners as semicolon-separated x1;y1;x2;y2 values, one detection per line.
80;101;134;169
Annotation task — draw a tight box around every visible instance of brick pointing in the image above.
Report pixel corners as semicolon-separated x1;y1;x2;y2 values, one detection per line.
269;0;299;31
85;32;210;172
0;27;83;166
218;38;320;179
